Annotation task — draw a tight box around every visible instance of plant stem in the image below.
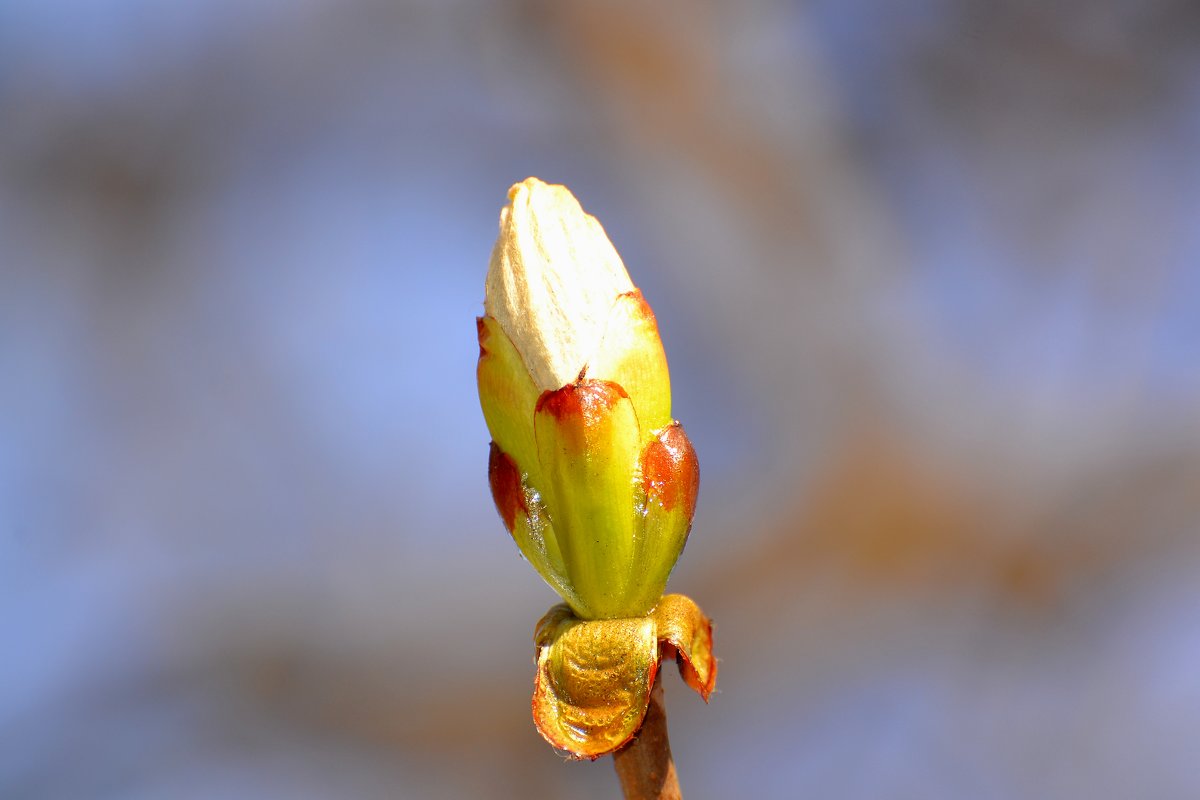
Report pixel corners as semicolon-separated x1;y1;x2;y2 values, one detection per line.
612;677;682;799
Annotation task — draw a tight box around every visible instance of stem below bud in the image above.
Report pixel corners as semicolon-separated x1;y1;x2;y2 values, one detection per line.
612;678;682;800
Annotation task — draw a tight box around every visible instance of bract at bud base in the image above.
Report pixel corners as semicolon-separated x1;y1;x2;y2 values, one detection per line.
531;594;717;759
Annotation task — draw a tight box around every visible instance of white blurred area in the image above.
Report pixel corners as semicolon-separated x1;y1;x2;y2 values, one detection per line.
2;1;1199;798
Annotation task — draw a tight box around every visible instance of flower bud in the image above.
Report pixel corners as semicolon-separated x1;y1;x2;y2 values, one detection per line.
477;178;697;620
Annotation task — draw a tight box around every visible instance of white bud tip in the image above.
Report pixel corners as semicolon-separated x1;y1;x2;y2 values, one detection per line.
485;178;636;392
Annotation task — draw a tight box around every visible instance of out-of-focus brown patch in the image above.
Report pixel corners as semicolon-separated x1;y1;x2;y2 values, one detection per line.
705;431;1072;614
642;423;699;516
487;442;527;532
543;1;827;247
702;429;1200;619
995;548;1059;610
801;438;978;582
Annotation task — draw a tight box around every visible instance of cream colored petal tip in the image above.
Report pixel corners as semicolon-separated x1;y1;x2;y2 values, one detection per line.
485;177;635;392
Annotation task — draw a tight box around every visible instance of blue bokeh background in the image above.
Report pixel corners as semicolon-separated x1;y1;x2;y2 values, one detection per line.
3;2;1199;798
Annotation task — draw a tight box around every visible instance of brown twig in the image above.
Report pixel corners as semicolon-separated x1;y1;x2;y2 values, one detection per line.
612;677;681;799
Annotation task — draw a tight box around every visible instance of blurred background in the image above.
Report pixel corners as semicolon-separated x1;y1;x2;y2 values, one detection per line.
3;1;1199;797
